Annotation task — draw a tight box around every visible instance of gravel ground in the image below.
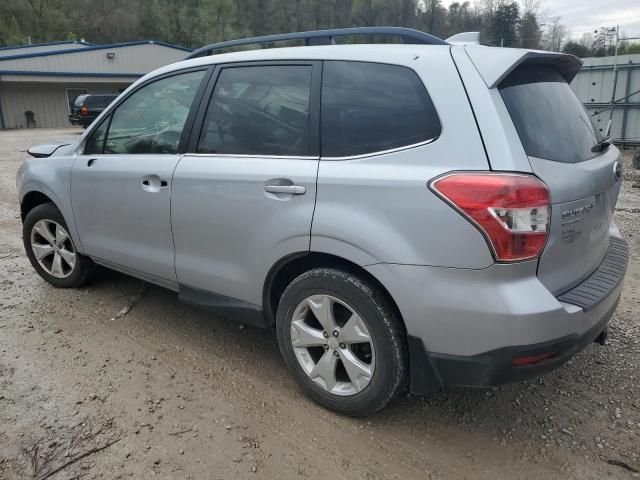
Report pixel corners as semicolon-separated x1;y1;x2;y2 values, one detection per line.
0;128;638;480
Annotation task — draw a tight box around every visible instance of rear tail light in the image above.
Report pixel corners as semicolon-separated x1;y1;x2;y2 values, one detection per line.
430;173;550;262
80;105;89;116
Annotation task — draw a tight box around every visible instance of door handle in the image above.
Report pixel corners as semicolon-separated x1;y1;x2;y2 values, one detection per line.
141;175;167;192
264;185;306;195
143;179;167;187
87;158;96;167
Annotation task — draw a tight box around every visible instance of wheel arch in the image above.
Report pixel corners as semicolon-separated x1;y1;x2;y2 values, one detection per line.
263;252;446;395
19;185;85;254
20;190;55;221
263;252;406;334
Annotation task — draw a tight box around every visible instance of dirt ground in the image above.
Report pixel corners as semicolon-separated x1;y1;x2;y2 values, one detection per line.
0;128;638;480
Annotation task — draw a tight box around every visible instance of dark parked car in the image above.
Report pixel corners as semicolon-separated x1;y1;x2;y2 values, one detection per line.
69;94;118;128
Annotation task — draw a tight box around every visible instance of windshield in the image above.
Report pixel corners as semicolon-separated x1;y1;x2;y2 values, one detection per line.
499;66;602;164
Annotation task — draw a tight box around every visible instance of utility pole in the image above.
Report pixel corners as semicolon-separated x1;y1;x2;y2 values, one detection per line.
607;25;619;138
595;25;619;138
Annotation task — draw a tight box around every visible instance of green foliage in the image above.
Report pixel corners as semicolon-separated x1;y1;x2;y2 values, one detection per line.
0;0;616;57
490;1;519;47
0;16;24;45
620;43;640;55
518;11;541;49
562;41;590;58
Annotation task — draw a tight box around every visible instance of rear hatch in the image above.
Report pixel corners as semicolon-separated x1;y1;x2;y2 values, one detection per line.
498;64;622;295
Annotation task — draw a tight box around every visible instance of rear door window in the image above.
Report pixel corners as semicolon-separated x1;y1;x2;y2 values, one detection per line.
321;61;441;158
197;65;313;156
499;66;602;163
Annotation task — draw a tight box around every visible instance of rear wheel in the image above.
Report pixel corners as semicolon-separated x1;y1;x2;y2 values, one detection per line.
276;268;408;416
23;203;92;288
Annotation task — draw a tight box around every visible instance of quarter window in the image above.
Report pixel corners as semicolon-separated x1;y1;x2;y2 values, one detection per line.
197;65;313;156
321;61;441;157
96;70;205;155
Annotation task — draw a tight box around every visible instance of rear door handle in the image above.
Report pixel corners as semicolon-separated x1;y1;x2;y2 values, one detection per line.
264;185;306;195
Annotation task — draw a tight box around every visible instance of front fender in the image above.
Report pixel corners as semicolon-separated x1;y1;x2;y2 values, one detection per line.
17;157;84;254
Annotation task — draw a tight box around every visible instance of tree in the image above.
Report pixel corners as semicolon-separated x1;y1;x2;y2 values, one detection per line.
490;1;519;47
562;41;590;58
0;0;579;56
351;0;382;26
621;43;640;55
541;16;567;52
200;0;237;41
417;0;446;37
517;0;540;49
0;16;24;45
518;11;540;48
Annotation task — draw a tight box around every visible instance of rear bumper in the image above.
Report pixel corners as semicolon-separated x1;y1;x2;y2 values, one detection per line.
366;229;628;394
68;115;93;127
410;294;618;389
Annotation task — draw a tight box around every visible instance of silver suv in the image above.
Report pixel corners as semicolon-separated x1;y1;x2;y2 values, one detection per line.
16;28;628;415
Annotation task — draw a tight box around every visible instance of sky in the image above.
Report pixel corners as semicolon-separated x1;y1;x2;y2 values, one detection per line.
441;0;640;40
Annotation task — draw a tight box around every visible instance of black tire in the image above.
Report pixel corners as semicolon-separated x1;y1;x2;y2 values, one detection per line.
23;203;93;288
276;268;408;416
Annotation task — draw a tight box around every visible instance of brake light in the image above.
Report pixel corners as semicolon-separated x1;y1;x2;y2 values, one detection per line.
431;173;550;262
80;105;89;116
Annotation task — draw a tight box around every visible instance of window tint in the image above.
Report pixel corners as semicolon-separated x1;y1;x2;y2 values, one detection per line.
104;70;205;155
499;66;602;163
74;94;89;107
86;95;117;108
321;61;441;157
198;65;312;156
84;117;109;155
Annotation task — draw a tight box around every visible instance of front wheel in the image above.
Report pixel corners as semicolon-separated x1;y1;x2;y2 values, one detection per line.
276;268;408;416
23;203;93;288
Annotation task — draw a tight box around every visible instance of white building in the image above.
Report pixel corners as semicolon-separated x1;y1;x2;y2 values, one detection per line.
0;40;192;129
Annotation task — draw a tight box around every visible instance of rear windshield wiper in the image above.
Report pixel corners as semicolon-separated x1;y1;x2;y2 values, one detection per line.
591;136;612;153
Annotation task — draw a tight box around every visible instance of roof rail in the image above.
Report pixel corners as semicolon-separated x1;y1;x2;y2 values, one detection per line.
186;27;448;59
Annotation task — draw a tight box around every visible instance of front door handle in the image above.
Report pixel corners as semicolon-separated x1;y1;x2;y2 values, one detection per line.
264;184;306;195
141;174;167;193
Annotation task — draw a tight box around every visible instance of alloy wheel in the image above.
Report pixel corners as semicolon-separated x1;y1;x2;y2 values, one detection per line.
30;219;76;279
290;294;376;396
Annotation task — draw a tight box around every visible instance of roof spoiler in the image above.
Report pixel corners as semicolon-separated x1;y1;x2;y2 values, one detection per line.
445;32;480;45
464;46;583;88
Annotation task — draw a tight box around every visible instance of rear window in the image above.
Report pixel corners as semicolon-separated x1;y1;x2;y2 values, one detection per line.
74;95;89;107
86;95;117;108
321;61;441;158
499;66;602;163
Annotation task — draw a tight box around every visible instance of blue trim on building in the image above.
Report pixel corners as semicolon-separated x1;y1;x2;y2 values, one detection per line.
0;70;143;78
0;40;193;61
0;40;93;52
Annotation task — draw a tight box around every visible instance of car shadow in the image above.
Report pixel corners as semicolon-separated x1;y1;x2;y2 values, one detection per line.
84;267;614;448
